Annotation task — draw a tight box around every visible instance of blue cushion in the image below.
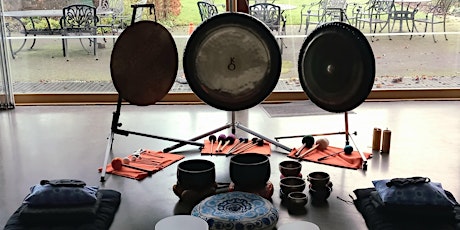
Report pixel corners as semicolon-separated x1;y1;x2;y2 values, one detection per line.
372;178;456;206
5;189;121;230
23;184;98;207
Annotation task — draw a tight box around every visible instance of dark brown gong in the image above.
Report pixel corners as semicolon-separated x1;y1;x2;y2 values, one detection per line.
110;21;178;106
298;22;375;113
183;13;281;111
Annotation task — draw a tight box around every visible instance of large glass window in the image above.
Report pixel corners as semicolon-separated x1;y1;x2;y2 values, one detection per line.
1;0;459;104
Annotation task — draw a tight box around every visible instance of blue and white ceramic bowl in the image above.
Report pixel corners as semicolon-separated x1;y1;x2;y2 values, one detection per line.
191;191;279;230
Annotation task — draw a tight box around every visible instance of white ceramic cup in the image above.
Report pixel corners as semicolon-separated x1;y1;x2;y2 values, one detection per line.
155;215;209;230
278;221;320;230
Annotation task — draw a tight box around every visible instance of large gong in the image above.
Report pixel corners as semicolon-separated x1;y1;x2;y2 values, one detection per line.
298;22;375;113
111;21;178;106
184;13;282;111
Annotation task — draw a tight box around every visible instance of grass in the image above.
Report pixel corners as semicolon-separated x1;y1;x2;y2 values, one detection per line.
171;0;455;27
172;0;366;26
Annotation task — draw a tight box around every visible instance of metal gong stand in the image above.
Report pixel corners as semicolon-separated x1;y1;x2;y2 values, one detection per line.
163;2;292;154
274;22;377;170
100;4;203;182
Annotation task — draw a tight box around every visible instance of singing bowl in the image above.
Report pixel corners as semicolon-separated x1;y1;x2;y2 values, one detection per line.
110;21;178;106
309;184;333;201
307;171;330;188
230;153;271;189
177;159;216;190
183;12;282;111
286;192;308;209
298;22;375;113
280;177;306;195
279;160;302;177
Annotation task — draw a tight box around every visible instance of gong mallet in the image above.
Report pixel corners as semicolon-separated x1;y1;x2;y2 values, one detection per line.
111;157;152;175
318;145;353;161
295;135;315;157
208;135;216;153
233;138;264;154
298;138;329;159
226;138;247;154
229;137;258;155
215;134;227;153
218;134;236;152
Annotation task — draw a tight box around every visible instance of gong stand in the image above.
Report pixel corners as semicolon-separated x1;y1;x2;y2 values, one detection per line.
164;9;292;154
272;21;377;170
164;111;292;153
100;5;204;182
274;111;368;170
100;77;204;184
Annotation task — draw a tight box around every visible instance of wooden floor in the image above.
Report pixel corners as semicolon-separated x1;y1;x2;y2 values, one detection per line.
1;100;459;229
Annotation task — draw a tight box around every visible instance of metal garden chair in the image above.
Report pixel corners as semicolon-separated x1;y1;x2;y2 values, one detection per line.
60;4;99;60
249;2;287;54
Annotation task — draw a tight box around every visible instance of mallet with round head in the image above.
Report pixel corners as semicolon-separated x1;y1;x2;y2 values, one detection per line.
215;134;226;153
298;138;329;159
208;135;216;153
317;145;353;161
295;135;315;156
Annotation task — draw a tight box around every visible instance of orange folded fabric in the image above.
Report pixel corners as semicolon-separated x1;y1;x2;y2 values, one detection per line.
201;139;271;155
288;145;372;170
101;164;150;180
98;150;184;180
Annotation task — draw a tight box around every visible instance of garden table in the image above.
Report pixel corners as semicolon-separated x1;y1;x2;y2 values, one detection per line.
2;9;112;57
392;0;431;32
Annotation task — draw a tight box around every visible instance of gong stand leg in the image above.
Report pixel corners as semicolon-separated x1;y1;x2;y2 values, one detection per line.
100;130;115;182
100;96;123;182
162;112;239;153
272;112;370;169
106;97;204;147
231;111;236;134
100;96;205;181
163;123;232;153
163;111;292;153
235;123;292;152
344;111;350;145
347;132;368;170
274;112;357;143
274;131;350;141
343;112;368;170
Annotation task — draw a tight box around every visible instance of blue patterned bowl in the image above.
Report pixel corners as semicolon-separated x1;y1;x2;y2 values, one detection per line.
191;191;279;230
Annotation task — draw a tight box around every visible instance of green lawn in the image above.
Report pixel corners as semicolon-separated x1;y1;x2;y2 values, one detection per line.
173;0;364;26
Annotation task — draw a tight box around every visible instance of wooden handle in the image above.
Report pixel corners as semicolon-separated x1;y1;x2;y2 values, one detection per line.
294;144;306;156
298;144;319;159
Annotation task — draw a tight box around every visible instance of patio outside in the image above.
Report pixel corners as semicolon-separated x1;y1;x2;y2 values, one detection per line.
3;0;460;94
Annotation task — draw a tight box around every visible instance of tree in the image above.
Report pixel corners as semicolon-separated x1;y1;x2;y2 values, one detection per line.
151;0;181;21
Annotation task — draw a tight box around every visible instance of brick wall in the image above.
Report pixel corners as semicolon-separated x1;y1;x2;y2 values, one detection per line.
3;0;99;11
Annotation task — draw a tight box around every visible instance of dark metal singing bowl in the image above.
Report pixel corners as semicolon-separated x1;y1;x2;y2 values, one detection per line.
183;12;282;111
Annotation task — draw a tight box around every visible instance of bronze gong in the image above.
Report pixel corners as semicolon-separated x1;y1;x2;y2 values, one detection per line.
298;22;375;113
183;13;282;111
110;21;178;106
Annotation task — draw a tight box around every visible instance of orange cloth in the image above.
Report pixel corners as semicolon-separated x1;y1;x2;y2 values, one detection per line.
201;139;271;155
288;145;372;170
99;150;184;180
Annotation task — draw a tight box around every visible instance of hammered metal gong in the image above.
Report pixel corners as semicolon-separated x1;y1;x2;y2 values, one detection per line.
111;21;178;106
184;13;282;111
298;22;375;113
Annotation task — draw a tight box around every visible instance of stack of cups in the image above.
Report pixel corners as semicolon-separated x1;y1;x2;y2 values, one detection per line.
279;161;308;211
307;171;332;204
